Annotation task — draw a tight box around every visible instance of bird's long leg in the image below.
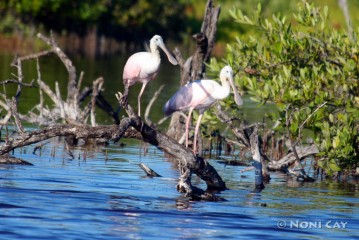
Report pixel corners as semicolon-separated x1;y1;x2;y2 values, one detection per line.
185;107;194;148
137;82;148;116
193;113;204;155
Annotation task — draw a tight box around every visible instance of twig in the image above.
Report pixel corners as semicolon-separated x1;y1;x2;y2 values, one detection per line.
37;79;61;107
144;84;164;126
214;103;251;147
55;81;66;120
240;166;255;173
11;56;24;103
90;77;104;126
77;71;85;94
95;93;121;124
64;142;75;160
17;50;53;62
0;79;36;87
0;95;10;111
0;111;12;126
36;58;44;118
9;98;25;135
157;116;169;125
298;101;327;136
33;141;49;155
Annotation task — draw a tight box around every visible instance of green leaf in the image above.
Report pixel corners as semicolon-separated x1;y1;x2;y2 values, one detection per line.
344;59;356;71
257;3;261;14
329;160;341;172
329;114;334;122
290;121;298;134
332;136;340;149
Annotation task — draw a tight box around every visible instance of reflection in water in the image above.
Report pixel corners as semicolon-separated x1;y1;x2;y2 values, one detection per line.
0;135;358;239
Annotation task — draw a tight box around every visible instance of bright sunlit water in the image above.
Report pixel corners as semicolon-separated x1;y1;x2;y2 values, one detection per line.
0;138;358;240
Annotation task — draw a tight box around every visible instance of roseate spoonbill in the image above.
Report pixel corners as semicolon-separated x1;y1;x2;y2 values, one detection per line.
120;35;178;116
163;65;243;154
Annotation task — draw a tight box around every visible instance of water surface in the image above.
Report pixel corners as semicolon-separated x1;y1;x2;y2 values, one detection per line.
1;139;358;239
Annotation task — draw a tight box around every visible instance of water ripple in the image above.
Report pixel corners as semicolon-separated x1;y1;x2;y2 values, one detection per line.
0;140;357;239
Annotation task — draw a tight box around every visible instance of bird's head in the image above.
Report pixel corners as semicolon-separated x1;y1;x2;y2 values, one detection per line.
220;65;243;106
151;35;164;47
220;65;234;80
150;35;178;65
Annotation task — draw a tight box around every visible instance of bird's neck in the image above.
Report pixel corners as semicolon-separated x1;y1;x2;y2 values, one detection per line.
216;79;230;100
150;44;160;58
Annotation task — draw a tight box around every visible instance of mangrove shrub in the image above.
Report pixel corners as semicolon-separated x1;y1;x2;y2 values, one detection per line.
209;1;358;173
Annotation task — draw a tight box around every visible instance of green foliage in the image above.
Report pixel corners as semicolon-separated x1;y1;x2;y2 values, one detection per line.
1;0;359;51
0;0;188;42
209;1;359;172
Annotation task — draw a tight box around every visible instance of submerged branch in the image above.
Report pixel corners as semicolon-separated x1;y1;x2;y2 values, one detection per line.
0;155;33;165
268;145;319;170
139;163;162;177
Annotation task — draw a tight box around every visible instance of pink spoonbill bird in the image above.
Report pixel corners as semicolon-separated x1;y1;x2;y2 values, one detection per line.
163;65;243;154
120;35;178;116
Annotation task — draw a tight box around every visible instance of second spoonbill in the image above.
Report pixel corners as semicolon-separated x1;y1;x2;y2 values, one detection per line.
163;65;243;154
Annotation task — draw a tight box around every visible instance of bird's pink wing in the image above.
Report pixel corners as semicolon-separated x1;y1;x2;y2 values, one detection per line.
123;52;159;85
123;55;142;86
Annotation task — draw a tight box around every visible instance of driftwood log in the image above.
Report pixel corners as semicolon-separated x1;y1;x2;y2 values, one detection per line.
0;100;226;200
268;145;319;171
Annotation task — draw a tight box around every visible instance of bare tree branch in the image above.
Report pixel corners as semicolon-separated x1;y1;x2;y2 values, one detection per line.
0;79;36;87
37;33;77;104
90;77;104;126
144;84;164;126
9;98;25;135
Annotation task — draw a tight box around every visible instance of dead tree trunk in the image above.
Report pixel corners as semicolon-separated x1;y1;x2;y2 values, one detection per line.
167;0;220;143
250;125;265;190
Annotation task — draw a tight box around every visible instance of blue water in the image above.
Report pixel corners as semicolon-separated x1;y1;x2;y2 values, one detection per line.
1;139;358;239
